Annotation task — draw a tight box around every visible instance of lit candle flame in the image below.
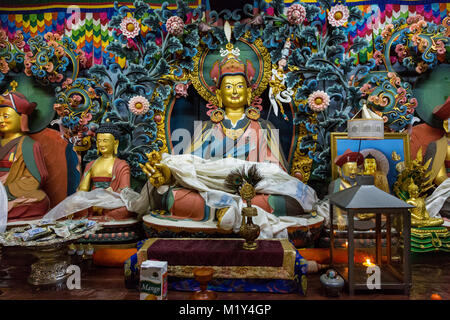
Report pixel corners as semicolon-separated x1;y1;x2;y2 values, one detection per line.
363;258;375;267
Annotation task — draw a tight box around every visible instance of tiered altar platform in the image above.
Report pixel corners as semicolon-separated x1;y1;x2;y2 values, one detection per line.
126;238;308;294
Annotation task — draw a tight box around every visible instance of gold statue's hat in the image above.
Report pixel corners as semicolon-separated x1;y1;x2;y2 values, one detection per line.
0;81;37;132
209;43;256;89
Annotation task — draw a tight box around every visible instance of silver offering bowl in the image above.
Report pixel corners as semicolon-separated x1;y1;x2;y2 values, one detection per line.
0;221;101;289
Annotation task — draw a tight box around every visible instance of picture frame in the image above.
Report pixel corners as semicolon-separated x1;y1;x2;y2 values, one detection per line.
330;132;411;189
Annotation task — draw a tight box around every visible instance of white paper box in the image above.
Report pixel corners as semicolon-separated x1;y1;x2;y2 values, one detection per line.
140;260;168;300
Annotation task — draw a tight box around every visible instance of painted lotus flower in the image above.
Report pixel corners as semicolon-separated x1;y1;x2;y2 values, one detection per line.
395;44;408;61
120;17;140;39
381;24;394;39
373;50;384;65
62;78;73;89
328;4;349;27
415;61;428;74
433;40;446;55
360;83;374;95
166;16;184;36
287;4;306;25
407;15;423;25
308;90;330;112
128;95;150;115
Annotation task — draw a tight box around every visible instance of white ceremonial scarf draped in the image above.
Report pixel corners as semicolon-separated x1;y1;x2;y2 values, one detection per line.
42;153;329;238
128;153;325;239
42;188;137;222
0;180;8;232
425;177;450;227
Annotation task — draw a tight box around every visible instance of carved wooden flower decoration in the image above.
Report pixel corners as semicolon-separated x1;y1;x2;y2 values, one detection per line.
120;17;140;39
287;4;306;25
327;4;349;27
128;95;150;115
166;16;184;36
308;90;330;112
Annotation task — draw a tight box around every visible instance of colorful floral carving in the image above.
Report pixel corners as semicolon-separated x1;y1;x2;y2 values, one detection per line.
128;96;150;115
308;91;330;112
360;72;417;131
368;14;449;131
327;4;349;27
261;0;374;189
166;16;185;37
120;17;141;39
287;4;306;25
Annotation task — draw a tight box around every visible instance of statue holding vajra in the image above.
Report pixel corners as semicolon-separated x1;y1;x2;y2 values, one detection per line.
134;42;322;238
0;88;50;222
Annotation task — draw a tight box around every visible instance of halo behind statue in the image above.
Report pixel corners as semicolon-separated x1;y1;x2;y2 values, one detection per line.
361;148;390;175
191;38;272;106
0;72;55;133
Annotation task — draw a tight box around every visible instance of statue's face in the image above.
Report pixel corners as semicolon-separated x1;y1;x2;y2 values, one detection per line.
364;158;377;173
444;119;449;133
409;185;419;197
0;107;21;135
341;162;358;179
96;133;118;156
218;75;250;110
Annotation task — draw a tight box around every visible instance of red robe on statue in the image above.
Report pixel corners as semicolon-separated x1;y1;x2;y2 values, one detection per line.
75;158;134;221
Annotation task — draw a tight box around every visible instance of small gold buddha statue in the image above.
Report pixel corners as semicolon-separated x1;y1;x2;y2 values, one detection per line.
0;89;50;222
357;153;392;220
406;180;444;228
75;120;133;221
329;149;364;227
329;149;363;193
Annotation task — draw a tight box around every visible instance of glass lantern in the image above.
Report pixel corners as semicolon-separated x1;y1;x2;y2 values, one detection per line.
328;176;413;295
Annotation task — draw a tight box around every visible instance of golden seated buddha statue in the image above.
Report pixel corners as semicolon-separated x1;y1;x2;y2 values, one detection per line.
0;90;50;222
75;121;134;221
406;181;444;228
134;43;322;239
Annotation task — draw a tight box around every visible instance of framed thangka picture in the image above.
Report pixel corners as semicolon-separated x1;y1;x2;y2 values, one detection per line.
330;132;411;191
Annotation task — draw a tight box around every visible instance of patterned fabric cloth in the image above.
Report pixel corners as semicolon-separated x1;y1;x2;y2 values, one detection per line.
124;239;308;294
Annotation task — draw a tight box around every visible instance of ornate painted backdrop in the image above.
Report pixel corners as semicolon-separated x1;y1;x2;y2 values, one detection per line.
0;0;448;196
0;1;448;66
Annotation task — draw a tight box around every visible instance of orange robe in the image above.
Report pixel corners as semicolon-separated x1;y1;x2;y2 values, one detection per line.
0;136;49;222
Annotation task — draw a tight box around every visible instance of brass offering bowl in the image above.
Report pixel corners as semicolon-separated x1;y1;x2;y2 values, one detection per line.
191;267;217;300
